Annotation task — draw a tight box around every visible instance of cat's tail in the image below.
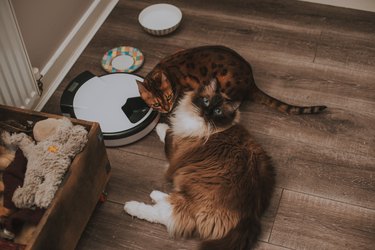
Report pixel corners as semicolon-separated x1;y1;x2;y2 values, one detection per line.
199;217;261;250
251;86;327;115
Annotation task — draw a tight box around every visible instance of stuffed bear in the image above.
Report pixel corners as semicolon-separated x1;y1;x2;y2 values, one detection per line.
5;117;88;209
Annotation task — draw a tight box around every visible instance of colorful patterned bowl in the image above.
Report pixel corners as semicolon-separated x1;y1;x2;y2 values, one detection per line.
101;46;144;73
138;4;182;36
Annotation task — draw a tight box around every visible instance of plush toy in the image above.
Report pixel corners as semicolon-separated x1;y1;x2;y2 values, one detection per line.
5;117;88;209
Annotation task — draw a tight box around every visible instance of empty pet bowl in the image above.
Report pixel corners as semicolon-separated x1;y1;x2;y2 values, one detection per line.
138;3;182;36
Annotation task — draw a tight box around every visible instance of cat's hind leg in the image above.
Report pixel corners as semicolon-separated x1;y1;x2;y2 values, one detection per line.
124;201;160;223
124;190;173;228
155;123;169;143
150;190;169;203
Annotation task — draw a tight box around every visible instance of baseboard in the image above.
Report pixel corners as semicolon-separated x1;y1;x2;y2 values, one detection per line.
297;0;375;12
35;0;118;111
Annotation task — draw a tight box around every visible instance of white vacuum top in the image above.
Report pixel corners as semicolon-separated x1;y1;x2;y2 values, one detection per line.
60;72;159;147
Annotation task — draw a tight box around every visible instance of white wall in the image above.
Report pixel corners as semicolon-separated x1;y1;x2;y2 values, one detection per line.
9;0;118;110
11;0;94;71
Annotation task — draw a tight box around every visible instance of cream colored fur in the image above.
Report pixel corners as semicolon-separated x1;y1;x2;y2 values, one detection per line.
170;92;211;139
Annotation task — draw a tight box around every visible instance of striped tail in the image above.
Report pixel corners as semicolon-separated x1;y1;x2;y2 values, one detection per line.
252;87;327;115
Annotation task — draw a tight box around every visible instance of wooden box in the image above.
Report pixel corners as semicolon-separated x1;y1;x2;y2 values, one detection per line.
0;104;111;250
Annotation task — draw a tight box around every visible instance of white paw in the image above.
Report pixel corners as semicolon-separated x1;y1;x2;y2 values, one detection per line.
155;123;169;143
150;190;168;203
124;201;141;217
124;200;164;224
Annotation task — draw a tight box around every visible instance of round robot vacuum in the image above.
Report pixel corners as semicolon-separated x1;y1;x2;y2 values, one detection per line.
60;71;160;147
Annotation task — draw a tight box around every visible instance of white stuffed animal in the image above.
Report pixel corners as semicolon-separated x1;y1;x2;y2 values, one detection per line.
5;118;88;209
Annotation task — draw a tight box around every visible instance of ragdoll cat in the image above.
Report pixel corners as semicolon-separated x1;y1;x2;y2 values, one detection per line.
136;45;326;114
125;78;275;250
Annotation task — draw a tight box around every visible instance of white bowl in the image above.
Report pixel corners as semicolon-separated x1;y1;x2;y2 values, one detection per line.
138;3;182;36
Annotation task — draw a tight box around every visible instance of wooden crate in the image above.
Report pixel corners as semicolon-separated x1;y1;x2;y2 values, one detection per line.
0;104;111;250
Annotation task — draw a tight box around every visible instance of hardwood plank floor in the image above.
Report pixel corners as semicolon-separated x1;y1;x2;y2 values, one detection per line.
42;0;375;249
270;190;375;250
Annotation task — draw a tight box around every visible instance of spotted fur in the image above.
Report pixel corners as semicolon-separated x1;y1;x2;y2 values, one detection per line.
136;45;327;114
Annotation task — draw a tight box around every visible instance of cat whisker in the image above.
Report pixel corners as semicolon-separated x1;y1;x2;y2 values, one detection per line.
207;119;218;134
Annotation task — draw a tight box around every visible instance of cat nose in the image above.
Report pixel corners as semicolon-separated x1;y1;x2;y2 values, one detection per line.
161;104;170;113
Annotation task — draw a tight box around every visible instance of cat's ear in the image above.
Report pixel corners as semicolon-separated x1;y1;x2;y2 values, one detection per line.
136;80;146;93
207;78;219;93
231;101;241;111
161;71;171;87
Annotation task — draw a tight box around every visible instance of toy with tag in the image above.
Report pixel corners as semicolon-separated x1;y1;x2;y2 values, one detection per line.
6;117;88;209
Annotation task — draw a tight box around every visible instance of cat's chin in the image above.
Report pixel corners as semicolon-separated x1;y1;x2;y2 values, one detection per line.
157;104;175;113
171;109;209;138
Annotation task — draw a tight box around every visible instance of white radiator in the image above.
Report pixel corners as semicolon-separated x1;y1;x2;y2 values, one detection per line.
0;0;40;109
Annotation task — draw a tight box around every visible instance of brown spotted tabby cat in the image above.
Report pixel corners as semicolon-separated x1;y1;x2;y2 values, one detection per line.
125;78;275;249
137;45;326;114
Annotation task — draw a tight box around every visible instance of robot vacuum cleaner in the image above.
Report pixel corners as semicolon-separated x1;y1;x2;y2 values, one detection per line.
60;71;160;147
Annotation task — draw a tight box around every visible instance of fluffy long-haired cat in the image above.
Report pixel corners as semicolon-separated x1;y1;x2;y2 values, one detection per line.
124;78;275;249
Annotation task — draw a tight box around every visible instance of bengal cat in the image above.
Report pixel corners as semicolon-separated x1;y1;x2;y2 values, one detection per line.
136;45;326;114
125;78;275;249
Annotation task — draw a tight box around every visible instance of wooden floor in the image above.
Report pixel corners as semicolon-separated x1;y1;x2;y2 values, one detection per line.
42;0;375;249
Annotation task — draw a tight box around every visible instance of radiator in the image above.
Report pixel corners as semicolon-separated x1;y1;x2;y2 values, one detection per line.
0;0;39;109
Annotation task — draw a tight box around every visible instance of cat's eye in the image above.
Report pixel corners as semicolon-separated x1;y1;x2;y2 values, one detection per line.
202;97;210;106
214;108;222;115
152;103;160;108
166;94;173;101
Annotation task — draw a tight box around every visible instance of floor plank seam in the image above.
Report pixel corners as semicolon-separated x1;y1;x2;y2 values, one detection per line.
282;187;374;210
313;30;322;63
106;199;125;206
120;148;166;162
268;188;285;242
260;240;294;250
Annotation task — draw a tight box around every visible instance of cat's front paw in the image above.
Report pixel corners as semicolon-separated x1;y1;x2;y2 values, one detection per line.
155;123;169;143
